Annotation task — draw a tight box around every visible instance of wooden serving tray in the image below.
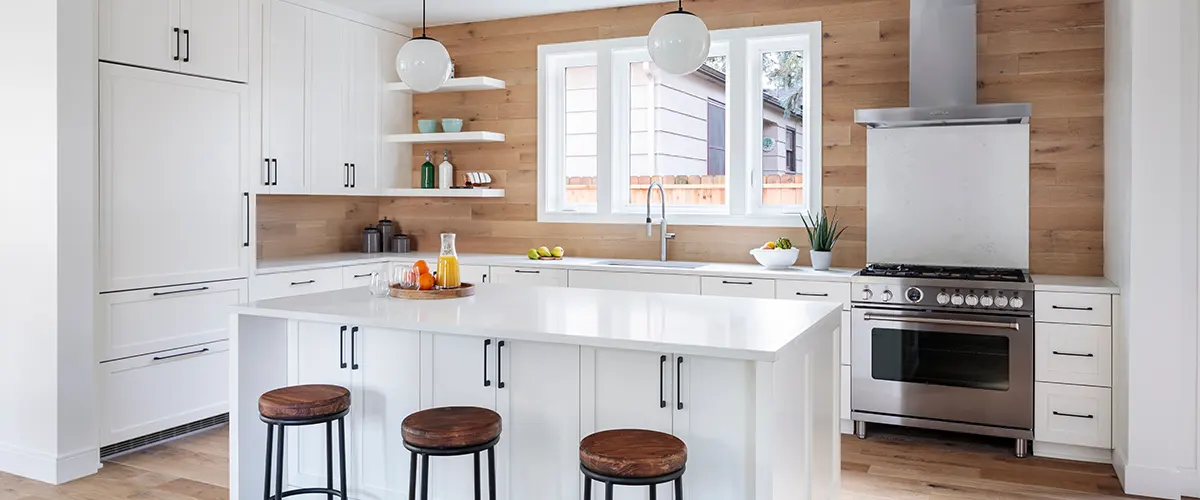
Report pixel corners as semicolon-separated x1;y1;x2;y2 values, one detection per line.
389;282;476;300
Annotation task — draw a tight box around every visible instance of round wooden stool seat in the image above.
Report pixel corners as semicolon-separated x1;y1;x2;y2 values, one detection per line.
258;384;351;420
580;429;687;478
402;406;502;449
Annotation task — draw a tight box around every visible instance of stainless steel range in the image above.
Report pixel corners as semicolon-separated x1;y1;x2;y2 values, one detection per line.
850;263;1035;457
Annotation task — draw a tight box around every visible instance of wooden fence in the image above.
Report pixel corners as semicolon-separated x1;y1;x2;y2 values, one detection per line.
565;174;804;206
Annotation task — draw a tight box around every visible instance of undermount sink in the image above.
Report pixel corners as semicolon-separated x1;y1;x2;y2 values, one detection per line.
596;260;708;270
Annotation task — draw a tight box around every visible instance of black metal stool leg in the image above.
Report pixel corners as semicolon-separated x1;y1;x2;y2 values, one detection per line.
487;446;496;500
473;452;482;500
263;423;274;500
274;425;285;500
326;421;334;500
419;453;430;500
604;482;613;500
408;451;418;500
650;484;657;500
338;418;348;500
674;477;683;499
582;476;591;500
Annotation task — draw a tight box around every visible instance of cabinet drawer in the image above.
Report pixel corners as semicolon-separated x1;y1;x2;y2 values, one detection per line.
98;279;247;361
99;340;230;446
775;280;851;310
1035;383;1111;449
700;276;775;298
460;265;490;284
252;268;343;300
840;365;851;421
1036;323;1112;387
342;263;387;289
490;266;569;287
570;270;701;295
1035;292;1111;326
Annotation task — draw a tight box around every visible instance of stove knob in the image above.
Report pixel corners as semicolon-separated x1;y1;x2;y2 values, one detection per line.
965;294;979;306
880;290;893;302
980;295;994;307
861;288;873;300
995;295;1009;308
936;292;951;305
950;293;964;306
1010;296;1024;309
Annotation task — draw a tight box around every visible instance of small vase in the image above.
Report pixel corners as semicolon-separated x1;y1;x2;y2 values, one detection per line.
810;250;832;271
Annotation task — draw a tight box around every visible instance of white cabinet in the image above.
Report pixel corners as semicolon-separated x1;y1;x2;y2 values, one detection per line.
1034;292;1112;326
262;0;309;193
100;0;247;82
1034;382;1112;449
308;13;350;194
1035;323;1112;387
423;333;498;499
700;276;775;298
346;22;382;193
342;263;387;289
569;270;700;294
98;279;247;361
251;268;343;301
461;265;490;284
99;64;250;292
289;322;356;490
776;279;852;309
491;266;569;287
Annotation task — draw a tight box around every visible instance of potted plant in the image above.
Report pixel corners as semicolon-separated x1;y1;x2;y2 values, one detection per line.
801;208;848;271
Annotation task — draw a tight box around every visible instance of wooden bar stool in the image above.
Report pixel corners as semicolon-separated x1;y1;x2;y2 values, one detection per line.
259;384;351;500
402;406;502;500
580;429;687;500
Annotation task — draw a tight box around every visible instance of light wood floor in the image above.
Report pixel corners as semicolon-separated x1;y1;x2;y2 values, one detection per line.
0;425;1190;500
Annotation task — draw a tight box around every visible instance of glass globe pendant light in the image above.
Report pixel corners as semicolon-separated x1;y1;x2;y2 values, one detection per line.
395;0;451;92
647;0;711;75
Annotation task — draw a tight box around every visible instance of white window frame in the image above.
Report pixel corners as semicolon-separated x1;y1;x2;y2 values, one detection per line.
537;21;822;227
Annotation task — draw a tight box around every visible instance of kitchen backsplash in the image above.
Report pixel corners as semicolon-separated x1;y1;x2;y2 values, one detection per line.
257;196;380;259
262;0;1105;276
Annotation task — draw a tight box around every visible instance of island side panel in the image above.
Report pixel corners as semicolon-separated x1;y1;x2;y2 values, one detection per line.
230;314;289;500
754;309;841;500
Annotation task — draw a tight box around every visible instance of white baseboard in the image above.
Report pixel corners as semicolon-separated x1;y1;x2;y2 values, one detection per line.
56;447;100;484
1032;442;1112;464
0;443;99;485
1181;467;1199;498
1115;451;1183;500
840;419;854;435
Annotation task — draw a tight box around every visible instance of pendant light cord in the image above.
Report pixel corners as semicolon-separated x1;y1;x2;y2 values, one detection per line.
678;0;683;12
422;0;427;37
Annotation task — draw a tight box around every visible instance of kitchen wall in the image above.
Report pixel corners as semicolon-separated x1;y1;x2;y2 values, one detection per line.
257;196;381;259
264;0;1106;275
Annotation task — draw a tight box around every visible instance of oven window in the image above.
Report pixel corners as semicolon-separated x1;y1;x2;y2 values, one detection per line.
871;328;1010;391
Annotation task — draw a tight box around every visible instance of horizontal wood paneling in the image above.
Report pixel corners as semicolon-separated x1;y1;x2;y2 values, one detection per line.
264;0;1106;276
257;196;379;258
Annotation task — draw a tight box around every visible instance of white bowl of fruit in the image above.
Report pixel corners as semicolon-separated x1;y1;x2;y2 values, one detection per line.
750;238;799;270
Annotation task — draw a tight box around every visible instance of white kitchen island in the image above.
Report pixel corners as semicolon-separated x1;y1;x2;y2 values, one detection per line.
229;283;842;500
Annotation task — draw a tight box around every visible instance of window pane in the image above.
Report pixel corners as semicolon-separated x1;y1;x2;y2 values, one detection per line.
761;50;804;207
628;58;728;207
564;65;598;207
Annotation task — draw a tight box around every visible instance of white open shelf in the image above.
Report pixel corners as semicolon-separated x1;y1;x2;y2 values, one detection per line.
382;188;505;198
384;131;506;143
385;77;506;93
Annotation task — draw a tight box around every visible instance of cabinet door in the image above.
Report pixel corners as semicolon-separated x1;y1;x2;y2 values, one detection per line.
180;0;248;82
289;322;355;490
308;12;351;195
356;327;422;499
423;333;498;499
346;22;380;193
673;355;753;500
263;0;308;193
99;64;249;292
460;265;489;284
377;31;411;190
490;267;569;287
497;341;580;500
99;0;180;73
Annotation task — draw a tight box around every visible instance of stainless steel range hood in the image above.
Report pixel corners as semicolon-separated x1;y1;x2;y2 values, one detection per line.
854;0;1031;129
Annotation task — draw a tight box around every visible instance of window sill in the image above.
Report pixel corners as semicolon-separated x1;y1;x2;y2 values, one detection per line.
538;211;811;228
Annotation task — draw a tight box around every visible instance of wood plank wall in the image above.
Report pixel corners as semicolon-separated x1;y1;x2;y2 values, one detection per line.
257;196;380;258
267;0;1106;275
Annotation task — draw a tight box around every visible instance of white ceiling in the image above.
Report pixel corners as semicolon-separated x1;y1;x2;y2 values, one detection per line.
322;0;665;28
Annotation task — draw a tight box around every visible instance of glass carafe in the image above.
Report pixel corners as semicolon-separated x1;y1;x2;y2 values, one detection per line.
435;233;461;289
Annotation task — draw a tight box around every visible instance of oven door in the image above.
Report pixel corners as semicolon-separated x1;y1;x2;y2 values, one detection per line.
852;307;1034;432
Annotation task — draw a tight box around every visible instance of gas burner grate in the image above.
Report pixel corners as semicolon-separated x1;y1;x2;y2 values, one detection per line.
861;263;1028;283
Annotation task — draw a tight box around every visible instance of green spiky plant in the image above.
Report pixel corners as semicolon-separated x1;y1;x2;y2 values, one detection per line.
801;208;848;252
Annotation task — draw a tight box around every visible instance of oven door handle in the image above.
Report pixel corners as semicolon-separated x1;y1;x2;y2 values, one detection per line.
862;313;1022;331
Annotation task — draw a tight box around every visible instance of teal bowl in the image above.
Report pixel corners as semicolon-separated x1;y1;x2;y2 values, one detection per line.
441;118;464;133
417;119;438;133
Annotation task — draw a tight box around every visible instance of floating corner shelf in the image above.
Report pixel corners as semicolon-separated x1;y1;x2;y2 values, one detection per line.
385;77;507;94
384;131;506;144
381;188;506;198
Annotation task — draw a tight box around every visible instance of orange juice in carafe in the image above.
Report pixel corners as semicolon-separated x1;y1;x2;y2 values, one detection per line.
435;233;461;288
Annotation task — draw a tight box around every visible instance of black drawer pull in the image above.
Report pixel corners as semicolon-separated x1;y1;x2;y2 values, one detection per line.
1052;305;1094;311
339;326;347;369
676;356;683;410
153;347;209;361
352;273;373;279
350;326;359;370
1052;351;1095;358
483;339;492;387
497;340;506;389
173;27;181;61
794;292;829;297
659;355;667;409
153;286;210;297
290;280;316;286
722;280;754;285
513;270;541;274
1053;411;1095;419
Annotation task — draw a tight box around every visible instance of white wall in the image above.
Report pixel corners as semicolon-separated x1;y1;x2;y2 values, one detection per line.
0;0;99;484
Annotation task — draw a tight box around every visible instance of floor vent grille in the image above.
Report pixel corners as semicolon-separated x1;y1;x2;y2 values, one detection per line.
100;413;228;459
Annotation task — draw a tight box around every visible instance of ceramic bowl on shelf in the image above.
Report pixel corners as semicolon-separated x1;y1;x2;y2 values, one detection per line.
441;118;464;133
749;248;799;270
417;119;438;133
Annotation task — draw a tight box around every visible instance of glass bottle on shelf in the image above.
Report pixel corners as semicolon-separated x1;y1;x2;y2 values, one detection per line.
435;233;461;289
420;149;436;189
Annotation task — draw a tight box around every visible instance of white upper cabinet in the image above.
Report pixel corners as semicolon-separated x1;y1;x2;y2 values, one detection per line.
262;0;309;193
347;23;382;193
99;64;250;292
100;0;248;82
308;13;350;194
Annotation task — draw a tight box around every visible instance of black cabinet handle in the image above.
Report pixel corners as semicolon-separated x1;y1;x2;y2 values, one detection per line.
1053;411;1095;419
152;286;209;297
182;29;190;62
343;163;349;188
514;270;541;274
263;159;271;186
153;347;208;361
795;292;829;297
352;273;372;279
676;356;683;410
350;164;356;188
290;280;315;286
339;326;347;368
722;280;754;286
1052;351;1095;358
483;339;492;387
350;326;359;370
173;27;181;61
243;192;250;247
271;159;279;186
1052;305;1094;311
659;355;667;409
497;340;506;389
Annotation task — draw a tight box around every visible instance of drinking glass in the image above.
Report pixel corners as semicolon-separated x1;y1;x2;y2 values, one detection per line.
392;265;420;290
368;272;390;297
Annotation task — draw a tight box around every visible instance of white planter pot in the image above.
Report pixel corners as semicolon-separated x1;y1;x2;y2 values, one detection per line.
810;250;832;271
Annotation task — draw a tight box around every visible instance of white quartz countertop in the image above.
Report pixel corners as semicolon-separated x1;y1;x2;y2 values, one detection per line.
1031;275;1119;294
233;284;843;362
256;252;859;282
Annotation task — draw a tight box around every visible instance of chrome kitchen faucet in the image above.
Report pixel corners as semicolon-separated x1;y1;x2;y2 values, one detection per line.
646;181;675;262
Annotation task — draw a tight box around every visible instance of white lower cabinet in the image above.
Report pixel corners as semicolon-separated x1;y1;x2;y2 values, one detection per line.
460;264;490;284
490;266;569;287
1035;323;1112;387
342;263;387;289
423;333;497;500
98;278;247;361
289;322;357;492
252;268;343;300
1034;382;1112;449
569;270;700;294
700;276;775;298
841;365;852;421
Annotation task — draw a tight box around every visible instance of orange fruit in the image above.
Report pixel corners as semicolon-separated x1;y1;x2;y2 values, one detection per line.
418;273;435;290
412;260;430;275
